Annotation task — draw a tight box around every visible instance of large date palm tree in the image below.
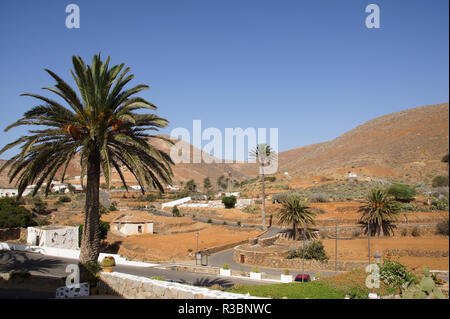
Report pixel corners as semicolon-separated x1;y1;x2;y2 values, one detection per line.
358;189;400;237
0;54;174;266
278;195;316;240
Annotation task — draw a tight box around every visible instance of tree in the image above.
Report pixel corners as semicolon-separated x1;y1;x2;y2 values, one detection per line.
0;54;173;269
358;189;400;237
249;144;277;230
203;177;212;192
277;195;316;240
387;184;417;202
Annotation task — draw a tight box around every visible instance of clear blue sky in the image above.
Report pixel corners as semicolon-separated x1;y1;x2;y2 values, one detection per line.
0;0;448;159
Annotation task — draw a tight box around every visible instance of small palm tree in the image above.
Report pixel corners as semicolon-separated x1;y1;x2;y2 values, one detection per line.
249;144;276;230
278;195;316;240
0;54;173;266
358;189;400;237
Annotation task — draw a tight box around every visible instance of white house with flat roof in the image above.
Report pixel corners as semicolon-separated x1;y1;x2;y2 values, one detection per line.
112;214;153;236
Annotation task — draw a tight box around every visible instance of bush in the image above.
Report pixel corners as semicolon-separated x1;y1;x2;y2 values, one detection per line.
251;267;260;273
207;219;212;223
101;256;116;267
387;184;417;202
222;196;237;209
58;195;71;203
0;198;37;228
300;241;329;262
431;196;449;211
432;176;449;187
380;258;416;294
411;227;421;237
288;241;329;262
264;176;276;182
309;193;329;203
401;228;408;237
222;264;230;270
172;206;181;217
436;219;449;236
283;269;291;275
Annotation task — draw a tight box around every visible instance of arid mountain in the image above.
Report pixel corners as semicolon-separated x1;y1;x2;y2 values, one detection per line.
1;102;448;189
278;103;449;183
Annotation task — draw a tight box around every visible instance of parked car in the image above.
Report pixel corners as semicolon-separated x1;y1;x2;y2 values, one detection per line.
294;274;311;282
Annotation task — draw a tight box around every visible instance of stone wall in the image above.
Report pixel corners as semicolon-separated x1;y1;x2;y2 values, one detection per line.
319;224;441;239
98;271;264;299
383;249;449;258
0;228;24;241
233;244;367;271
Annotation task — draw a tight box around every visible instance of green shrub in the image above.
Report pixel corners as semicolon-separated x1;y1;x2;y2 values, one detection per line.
288;241;329;262
264;176;276;182
442;154;449;163
432;176;449;187
300;241;329;262
387;184;417;202
380;258;416;294
222;264;230;270
283;269;290;275
436;219;449;236
207;219;212;223
0;198;37;228
222;196;237;209
172;205;181;217
251;267;260;273
58;195;71;203
237;221;241;226
401;228;408;236
431;196;449;211
101;256;116;267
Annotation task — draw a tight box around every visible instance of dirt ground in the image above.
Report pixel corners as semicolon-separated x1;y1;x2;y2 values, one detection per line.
322;236;449;271
118;223;262;262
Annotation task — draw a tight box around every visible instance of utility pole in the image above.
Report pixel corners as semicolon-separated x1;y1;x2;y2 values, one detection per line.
302;225;306;283
368;223;371;265
335;218;338;274
195;232;199;266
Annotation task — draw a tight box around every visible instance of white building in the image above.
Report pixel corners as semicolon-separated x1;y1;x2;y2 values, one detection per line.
27;225;79;249
112;214;153;236
52;184;69;193
0;188;18;198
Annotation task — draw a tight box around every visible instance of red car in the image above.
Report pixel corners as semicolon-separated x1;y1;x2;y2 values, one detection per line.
294;274;311;282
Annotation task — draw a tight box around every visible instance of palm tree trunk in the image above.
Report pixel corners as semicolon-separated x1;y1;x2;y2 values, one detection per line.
261;167;266;230
292;220;297;240
79;149;101;265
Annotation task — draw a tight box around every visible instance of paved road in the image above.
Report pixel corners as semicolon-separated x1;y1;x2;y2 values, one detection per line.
208;226;340;279
0;250;278;291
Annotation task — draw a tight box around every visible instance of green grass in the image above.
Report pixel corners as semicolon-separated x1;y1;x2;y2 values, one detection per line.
226;281;346;299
